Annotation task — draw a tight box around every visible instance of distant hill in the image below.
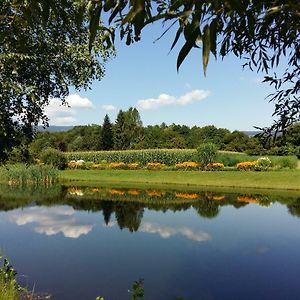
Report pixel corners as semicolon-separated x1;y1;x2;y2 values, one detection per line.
243;131;259;137
37;126;260;136
38;126;74;132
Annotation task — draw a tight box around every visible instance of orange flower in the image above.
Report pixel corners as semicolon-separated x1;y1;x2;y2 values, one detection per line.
175;192;199;199
127;163;140;169
207;195;225;200
127;189;141;196
237;161;257;171
237;196;257;203
147;190;164;197
110;189;125;195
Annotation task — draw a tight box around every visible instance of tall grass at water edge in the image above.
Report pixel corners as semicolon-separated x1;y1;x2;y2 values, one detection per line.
0;164;58;185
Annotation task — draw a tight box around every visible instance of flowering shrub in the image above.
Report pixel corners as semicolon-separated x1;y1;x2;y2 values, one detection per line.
146;162;165;169
147;190;165;197
206;162;224;171
127;163;140;169
237;196;258;203
207;195;225;200
175;161;199;170
127;189;141;195
236;161;257;171
175;192;199;199
109;162;126;169
67;187;84;196
110;188;125;195
255;157;272;171
91;163;107;169
67;160;87;169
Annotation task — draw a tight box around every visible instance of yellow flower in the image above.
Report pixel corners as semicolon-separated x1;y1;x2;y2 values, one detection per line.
110;189;125;195
175;192;199;199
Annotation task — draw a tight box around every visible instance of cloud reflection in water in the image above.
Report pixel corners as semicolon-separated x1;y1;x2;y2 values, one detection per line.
9;206;93;238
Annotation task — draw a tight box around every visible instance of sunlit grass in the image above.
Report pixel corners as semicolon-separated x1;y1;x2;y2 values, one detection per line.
59;169;300;190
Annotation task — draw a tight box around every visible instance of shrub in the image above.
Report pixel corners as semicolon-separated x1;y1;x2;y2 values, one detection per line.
255;157;272;171
196;143;218;166
236;161;257;171
271;155;298;169
109;162;127;169
40;148;66;170
206;162;224;171
146;162;165;169
175;161;199;170
127;163;140;169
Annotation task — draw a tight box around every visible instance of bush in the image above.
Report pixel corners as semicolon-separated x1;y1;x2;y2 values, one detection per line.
40;148;67;170
255;157;272;171
206;162;224;171
236;161;257;171
271;155;298;169
175;161;199;170
196;143;218;166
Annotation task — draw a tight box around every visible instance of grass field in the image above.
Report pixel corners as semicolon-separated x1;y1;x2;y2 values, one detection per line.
59;169;300;191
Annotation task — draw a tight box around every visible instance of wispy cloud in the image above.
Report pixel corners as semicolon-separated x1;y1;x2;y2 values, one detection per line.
101;104;116;111
140;222;211;242
9;206;93;238
137;89;210;110
44;94;94;125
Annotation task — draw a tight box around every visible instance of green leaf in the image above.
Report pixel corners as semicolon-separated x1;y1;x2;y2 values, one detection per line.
89;2;102;51
177;38;194;71
169;25;183;52
202;25;211;76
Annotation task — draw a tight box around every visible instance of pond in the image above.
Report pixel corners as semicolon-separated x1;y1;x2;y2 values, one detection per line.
0;184;300;299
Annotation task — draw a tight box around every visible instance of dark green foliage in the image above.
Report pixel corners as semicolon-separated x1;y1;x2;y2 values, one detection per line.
113;110;128;150
101;115;114;150
40;148;67;170
129;279;144;300
196;143;218;166
0;0;113;160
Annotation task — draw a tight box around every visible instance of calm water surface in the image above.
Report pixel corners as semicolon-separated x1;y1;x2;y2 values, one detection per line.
0;184;300;300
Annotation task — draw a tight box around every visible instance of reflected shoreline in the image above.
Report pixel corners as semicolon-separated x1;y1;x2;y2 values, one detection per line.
0;184;300;226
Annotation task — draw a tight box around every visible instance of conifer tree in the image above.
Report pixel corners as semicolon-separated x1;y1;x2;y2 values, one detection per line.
101;114;114;150
113;110;128;150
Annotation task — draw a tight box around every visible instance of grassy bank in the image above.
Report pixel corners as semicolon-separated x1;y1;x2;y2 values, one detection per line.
59;169;300;191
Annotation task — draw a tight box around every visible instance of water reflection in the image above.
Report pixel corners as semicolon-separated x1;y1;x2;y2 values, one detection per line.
0;184;300;230
1;184;300;299
140;222;211;241
8;206;93;238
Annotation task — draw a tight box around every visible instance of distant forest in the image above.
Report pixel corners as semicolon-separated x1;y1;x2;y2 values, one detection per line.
31;108;300;157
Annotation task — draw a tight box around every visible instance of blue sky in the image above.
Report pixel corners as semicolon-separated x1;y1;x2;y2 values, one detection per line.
46;23;278;131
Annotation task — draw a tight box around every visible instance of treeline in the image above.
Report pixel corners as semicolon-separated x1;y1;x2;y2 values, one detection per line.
30;107;300;157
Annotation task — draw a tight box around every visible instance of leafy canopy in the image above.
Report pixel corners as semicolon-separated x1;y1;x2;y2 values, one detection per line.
0;0;113;161
86;0;299;138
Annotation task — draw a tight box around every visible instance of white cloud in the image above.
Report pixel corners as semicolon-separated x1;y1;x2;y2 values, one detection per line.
9;206;93;239
66;94;94;108
137;89;210;110
44;94;94;125
101;104;116;111
140;222;211;242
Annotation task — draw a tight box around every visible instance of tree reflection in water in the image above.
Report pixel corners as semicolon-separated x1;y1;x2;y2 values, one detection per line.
0;184;299;232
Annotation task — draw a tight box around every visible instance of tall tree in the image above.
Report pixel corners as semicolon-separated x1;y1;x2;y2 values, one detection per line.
124;107;143;148
0;0;113;161
101;114;114;150
113;110;127;150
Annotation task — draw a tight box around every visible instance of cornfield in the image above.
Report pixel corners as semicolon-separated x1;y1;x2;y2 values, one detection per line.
65;149;196;166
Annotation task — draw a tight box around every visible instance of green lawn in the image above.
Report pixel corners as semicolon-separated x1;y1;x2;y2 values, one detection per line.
59;169;300;191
